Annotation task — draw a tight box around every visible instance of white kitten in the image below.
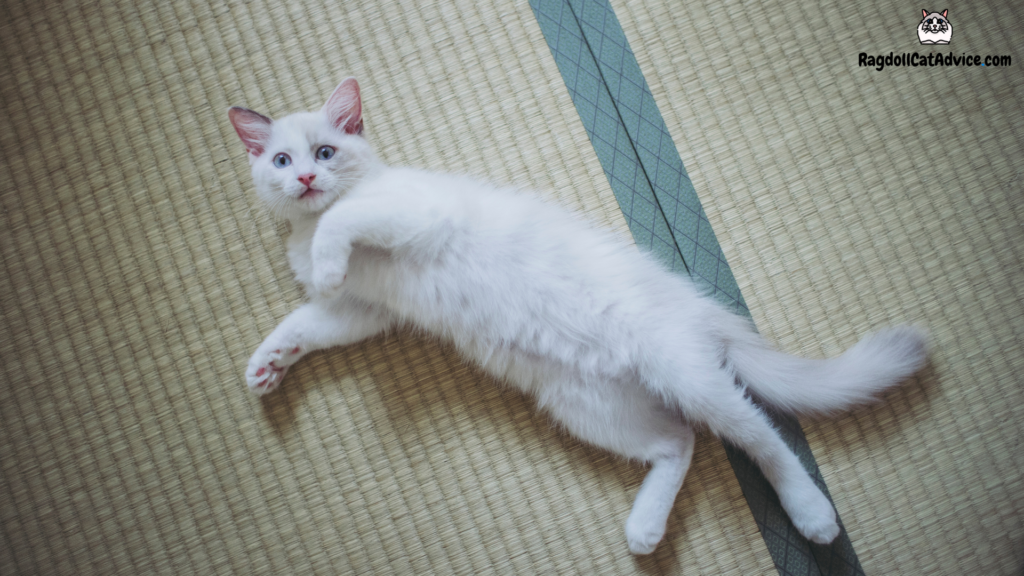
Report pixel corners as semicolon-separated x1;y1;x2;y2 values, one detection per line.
228;78;928;554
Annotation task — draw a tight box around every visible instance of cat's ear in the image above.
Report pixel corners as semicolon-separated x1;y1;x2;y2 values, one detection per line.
941;9;947;17
322;77;364;136
228;107;273;156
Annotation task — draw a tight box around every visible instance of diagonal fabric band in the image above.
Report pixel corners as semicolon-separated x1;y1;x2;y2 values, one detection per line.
530;1;865;574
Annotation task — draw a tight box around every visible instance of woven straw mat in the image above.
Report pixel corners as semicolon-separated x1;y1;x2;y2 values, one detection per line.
1;0;1021;574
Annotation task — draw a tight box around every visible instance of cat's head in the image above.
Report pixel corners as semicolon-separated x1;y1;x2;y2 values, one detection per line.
919;9;950;33
228;78;378;219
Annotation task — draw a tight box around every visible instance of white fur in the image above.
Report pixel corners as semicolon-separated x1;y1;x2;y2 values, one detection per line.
230;79;929;554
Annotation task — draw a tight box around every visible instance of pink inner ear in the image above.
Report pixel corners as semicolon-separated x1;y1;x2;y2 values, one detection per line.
323;78;363;135
922;9;928;17
942;9;947;17
228;107;273;156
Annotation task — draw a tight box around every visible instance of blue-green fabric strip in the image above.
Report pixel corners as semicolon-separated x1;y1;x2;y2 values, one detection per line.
529;1;865;574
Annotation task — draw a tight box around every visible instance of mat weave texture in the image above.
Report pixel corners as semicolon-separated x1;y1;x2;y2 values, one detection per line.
1;0;1022;575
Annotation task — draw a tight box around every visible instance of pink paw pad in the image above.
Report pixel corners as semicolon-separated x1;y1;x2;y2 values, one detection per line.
255;367;266;377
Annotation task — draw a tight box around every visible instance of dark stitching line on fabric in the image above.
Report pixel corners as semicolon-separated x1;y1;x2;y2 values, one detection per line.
562;0;691;276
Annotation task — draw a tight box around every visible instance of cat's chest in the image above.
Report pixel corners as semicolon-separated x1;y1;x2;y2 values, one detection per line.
286;217;318;289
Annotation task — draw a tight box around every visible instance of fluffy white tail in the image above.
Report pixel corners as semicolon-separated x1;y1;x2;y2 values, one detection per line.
723;321;928;415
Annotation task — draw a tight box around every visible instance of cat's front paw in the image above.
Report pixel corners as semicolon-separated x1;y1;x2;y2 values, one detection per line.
311;261;348;298
246;346;304;395
311;239;352;298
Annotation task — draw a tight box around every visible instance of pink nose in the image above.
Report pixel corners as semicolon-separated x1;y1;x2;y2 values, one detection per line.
298;173;316;187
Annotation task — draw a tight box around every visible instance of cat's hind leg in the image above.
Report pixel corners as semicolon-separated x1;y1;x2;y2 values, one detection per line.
639;350;840;543
246;299;391;395
537;376;695;554
624;448;693;554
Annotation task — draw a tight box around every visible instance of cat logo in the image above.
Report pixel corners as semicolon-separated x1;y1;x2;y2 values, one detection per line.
918;9;952;45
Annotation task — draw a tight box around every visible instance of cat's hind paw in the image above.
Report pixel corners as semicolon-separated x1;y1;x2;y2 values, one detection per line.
625;516;666;555
787;490;840;544
246;346;304;395
795;514;841;544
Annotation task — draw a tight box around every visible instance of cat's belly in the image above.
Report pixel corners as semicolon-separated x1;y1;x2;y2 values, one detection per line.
345;251;641;388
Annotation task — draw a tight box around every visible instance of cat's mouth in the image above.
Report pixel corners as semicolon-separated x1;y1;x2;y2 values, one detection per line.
300;187;323;200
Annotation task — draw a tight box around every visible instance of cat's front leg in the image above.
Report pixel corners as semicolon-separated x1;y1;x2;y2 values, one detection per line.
311;196;442;297
310;238;352;298
309;203;363;297
246;300;391;395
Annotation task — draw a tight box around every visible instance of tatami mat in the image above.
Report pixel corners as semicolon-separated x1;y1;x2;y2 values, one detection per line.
0;0;1020;574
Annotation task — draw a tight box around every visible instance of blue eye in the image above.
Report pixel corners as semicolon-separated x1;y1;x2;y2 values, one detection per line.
273;153;291;168
316;146;335;161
